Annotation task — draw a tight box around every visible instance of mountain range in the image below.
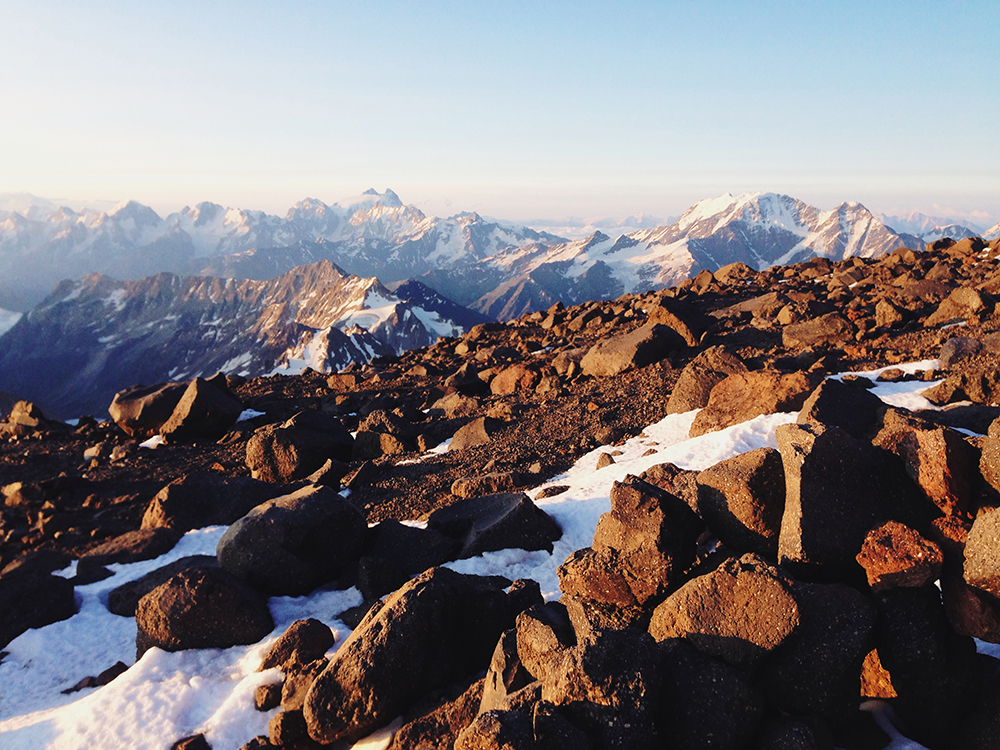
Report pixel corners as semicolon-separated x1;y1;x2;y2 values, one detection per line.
0;261;485;418
2;189;971;319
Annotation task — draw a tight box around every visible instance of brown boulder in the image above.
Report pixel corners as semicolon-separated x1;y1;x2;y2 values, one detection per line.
781;313;854;348
666;345;748;414
856;521;943;592
579;323;683;378
689;370;821;438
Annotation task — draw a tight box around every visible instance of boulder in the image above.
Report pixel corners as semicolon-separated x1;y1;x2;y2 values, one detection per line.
940;336;983;368
515;603;576;682
964;507;1000;599
579;323;683;378
216;484;367;596
109;381;188;439
689;370;821;438
449;417;505;452
427;493;561;558
666;345;748;414
796;378;886;439
135;566;274;657
281;658;328;711
107;555;218;616
538;628;662;750
388;678;485;750
0;569;77;649
141;472;295;533
775;422;931;579
259;618;336;672
648;553;800;670
159;376;244;442
531;701;594;750
874;408;977;517
656;639;763;750
80;527;182;568
925;286;989;326
696;447;785;559
781;313;854;348
490;364;543;396
481;629;537;714
872;586;977;748
353;429;409;460
452;471;527;499
245;410;354;483
583;476;703;606
455;710;536;750
302;568;513;745
644;296;716;346
855;521;943;592
355;520;460;599
0;400;61;437
755;582;875;721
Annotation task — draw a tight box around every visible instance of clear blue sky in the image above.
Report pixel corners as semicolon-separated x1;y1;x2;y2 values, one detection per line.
1;0;997;224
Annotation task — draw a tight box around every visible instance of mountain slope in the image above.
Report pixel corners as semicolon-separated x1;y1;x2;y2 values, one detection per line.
0;261;478;417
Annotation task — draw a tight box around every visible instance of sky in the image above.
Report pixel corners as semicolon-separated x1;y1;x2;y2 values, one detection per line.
1;0;998;224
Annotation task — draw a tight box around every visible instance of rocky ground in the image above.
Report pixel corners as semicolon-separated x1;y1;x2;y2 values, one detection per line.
3;236;1000;749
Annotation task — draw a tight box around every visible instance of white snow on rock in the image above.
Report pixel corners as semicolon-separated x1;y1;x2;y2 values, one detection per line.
0;367;968;749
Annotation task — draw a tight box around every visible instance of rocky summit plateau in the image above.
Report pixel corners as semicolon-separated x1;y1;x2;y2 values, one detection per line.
3;235;1000;749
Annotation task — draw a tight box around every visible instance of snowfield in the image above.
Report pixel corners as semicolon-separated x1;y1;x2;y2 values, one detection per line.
0;365;995;750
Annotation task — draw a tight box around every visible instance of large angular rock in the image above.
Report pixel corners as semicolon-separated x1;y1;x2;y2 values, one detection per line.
648;553;800;670
449;417;505;452
696;448;785;559
584;476;703;606
666;345;748;414
481;629;536;714
0;569;77;649
689;370;822;438
141;472;295;533
135;566;274;657
644;297;716;347
427;493;561;559
388;678;484;750
755;582;875;722
872;586;977;748
514;603;576;683
796;378;885;439
109;381;188;439
964;507;1000;599
775;422;931;579
455;710;536;750
656;639;763;750
107;555;218;616
925;286;988;326
579;323;683;378
856;521;943;592
302;568;513;745
979;416;1000;496
245;410;354;483
781;313;854;348
874;408;977;516
538;628;662;750
159;375;244;442
216;484;367;596
258;618;336;672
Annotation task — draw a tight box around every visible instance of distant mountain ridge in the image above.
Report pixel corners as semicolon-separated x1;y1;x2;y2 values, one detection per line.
2;188;982;322
0;260;484;418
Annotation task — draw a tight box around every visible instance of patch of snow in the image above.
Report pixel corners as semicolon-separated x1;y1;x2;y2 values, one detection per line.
0;308;22;336
138;435;164;449
236;409;265;422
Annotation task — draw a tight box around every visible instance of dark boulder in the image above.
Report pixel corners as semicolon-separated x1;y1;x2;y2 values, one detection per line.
245;410;354;483
644;296;716;347
689;370;822;438
696;447;785;559
302;568;513;745
140;472;296;533
135;566;274;657
0;569;77;649
107;555;218;617
258;618;335;672
109;381;188;439
579;323;683;378
159;376;244;442
449;417;505;452
388;678;485;750
797;378;886;439
666;345;748;414
656;638;764;750
775;422;932;580
216;484;367;596
427;493;561;558
648;553;800;670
